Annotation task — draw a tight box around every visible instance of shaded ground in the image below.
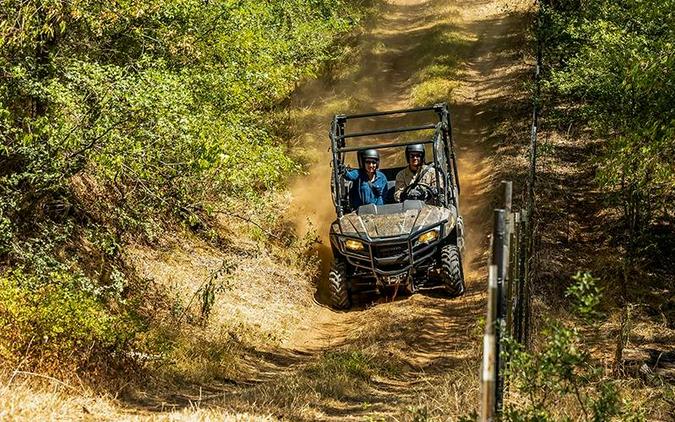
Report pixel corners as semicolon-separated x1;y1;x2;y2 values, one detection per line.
481;2;675;418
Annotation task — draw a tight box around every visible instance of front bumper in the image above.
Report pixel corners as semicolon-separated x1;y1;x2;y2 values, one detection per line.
331;221;446;276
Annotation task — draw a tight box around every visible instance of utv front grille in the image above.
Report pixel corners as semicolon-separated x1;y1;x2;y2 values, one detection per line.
374;244;406;258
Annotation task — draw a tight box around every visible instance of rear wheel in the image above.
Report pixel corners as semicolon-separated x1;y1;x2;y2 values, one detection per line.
328;259;351;309
440;244;465;297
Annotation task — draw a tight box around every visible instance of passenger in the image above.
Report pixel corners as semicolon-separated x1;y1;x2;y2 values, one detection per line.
394;144;439;202
343;149;388;208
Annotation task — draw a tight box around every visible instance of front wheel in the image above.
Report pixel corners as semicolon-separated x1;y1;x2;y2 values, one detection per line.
328;259;351;309
440;244;465;297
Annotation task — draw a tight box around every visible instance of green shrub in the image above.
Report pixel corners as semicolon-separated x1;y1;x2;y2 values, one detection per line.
500;274;644;421
540;0;675;239
0;0;365;245
0;270;131;372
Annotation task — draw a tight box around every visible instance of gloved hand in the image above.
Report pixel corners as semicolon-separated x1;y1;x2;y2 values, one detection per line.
406;187;425;200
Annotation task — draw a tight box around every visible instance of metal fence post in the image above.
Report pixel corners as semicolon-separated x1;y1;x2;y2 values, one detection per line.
522;212;532;349
491;209;506;315
480;264;499;422
501;181;513;335
491;209;506;414
513;211;523;343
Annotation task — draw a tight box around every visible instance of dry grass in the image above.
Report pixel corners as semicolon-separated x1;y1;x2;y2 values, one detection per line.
0;377;279;421
122;194;323;382
391;367;480;421
0;192;324;420
0;373;141;421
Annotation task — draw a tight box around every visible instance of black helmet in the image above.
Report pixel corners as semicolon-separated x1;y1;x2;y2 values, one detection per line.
405;144;425;163
357;149;380;169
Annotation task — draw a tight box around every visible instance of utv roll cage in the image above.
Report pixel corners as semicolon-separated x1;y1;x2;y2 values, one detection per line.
329;103;461;217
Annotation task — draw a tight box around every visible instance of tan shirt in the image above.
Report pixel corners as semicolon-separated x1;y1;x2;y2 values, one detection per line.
394;164;440;202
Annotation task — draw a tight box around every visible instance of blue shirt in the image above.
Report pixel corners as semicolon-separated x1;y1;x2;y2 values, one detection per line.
344;169;388;208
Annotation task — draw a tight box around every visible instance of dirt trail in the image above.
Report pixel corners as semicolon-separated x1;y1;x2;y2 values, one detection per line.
286;0;531;359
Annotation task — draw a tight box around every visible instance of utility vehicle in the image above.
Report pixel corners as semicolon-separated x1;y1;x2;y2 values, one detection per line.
328;103;465;309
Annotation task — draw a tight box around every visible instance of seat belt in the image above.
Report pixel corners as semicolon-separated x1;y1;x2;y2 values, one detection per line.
410;165;433;189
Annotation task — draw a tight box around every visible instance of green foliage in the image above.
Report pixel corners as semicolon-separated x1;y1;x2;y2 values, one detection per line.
0;0;365;253
501;274;643;421
566;272;603;322
0;0;370;373
540;0;675;242
0;270;133;372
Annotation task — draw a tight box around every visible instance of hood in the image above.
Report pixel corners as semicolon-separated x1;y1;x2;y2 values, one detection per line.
336;202;456;239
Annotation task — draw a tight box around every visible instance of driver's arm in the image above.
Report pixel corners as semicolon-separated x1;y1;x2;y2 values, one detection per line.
393;171;407;202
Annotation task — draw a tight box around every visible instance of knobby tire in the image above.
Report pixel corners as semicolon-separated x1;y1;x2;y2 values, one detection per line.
328;260;351;309
441;244;465;297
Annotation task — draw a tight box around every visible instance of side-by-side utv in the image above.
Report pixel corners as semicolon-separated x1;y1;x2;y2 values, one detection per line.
328;103;466;309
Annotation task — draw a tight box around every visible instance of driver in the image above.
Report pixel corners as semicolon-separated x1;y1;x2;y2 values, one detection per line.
393;144;439;202
343;149;388;208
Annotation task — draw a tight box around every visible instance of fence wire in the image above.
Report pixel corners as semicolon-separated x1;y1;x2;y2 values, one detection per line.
479;0;543;419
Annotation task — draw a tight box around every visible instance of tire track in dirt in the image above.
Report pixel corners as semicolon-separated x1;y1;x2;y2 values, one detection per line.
283;0;532;417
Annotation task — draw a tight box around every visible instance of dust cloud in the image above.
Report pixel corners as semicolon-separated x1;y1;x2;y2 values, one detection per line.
287;133;335;279
285;0;502;287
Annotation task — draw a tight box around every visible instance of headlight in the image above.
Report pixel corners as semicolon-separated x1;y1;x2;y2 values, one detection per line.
418;230;439;244
344;239;365;251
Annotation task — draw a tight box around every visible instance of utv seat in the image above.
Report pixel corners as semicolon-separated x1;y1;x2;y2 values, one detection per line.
385;180;397;204
381;166;406;204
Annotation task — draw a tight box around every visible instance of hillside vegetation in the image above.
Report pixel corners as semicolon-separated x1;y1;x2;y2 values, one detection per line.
541;0;674;238
502;0;675;419
537;0;674;339
0;0;373;377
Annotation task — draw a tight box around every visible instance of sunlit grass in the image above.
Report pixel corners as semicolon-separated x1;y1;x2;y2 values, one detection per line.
410;77;460;106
